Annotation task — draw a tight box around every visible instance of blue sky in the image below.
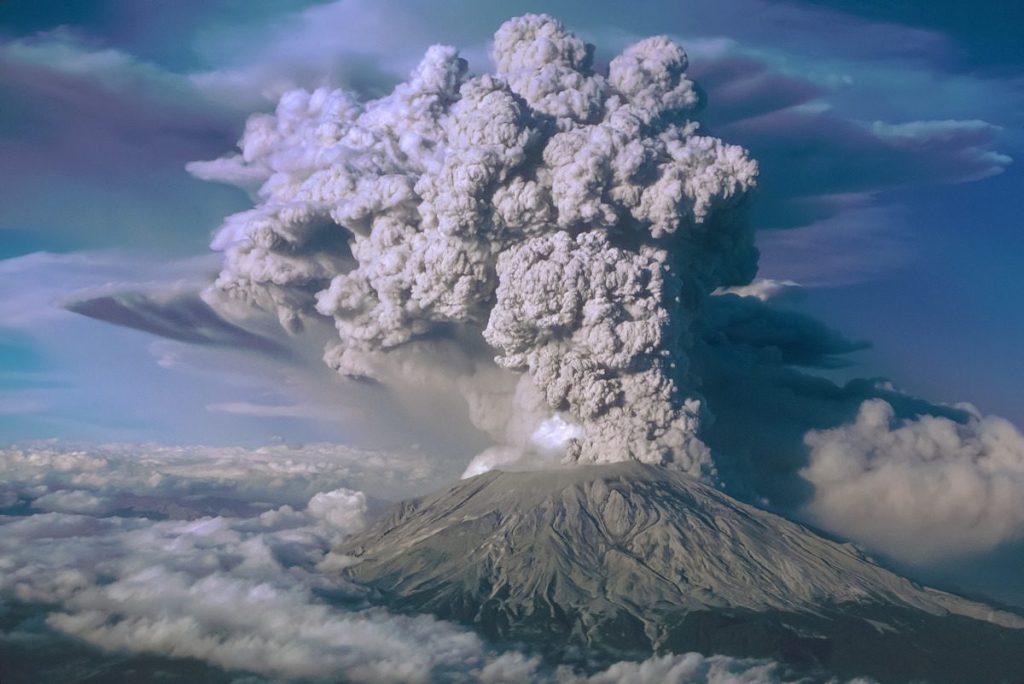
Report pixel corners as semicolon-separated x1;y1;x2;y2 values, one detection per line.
1;0;1022;447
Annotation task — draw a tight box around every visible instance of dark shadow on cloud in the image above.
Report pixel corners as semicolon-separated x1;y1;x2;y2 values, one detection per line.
907;538;1024;612
754;204;913;286
0;35;251;254
65;291;292;358
0;50;240;178
0;0;327;69
702;293;869;368
689;53;1011;233
730;110;1007;229
696;294;967;508
690;56;824;127
194;50;404;108
779;0;1024;71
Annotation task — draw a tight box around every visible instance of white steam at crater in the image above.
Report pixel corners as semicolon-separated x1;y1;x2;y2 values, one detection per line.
531;415;585;454
190;14;758;474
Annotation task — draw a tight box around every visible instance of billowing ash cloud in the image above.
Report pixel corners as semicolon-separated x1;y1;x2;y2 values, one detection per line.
190;14;758;475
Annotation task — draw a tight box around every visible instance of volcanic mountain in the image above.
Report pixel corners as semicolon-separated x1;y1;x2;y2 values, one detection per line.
339;462;1024;683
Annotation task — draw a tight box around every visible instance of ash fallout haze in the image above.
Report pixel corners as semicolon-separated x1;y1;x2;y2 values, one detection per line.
1;2;1024;683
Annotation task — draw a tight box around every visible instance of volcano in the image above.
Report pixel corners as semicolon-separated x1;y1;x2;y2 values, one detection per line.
339;463;1024;683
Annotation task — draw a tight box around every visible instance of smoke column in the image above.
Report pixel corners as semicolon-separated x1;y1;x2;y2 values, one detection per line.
190;14;758;475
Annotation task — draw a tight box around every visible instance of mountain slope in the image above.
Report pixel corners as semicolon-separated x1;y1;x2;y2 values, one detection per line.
339;463;1024;682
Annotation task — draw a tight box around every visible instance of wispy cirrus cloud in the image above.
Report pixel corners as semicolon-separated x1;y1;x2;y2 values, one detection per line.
0;32;247;254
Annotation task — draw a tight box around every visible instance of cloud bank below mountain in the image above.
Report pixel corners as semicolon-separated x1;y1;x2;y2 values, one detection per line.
0;442;824;683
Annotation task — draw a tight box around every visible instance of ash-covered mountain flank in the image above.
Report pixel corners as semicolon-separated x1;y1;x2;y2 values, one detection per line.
340;463;1024;683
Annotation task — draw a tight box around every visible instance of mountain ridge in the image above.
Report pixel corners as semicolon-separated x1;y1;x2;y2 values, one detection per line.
339;462;1024;682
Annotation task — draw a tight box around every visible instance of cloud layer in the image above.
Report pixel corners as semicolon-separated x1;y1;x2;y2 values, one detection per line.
0;440;445;512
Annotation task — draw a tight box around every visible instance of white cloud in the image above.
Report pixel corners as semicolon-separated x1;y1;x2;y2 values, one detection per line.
558;652;816;684
32;489;112;515
1;31;193;97
0;441;445;509
714;278;803;303
190;0;433;107
206;400;339;420
1;502;504;682
871;119;1012;182
801;399;1024;562
307;487;369;536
